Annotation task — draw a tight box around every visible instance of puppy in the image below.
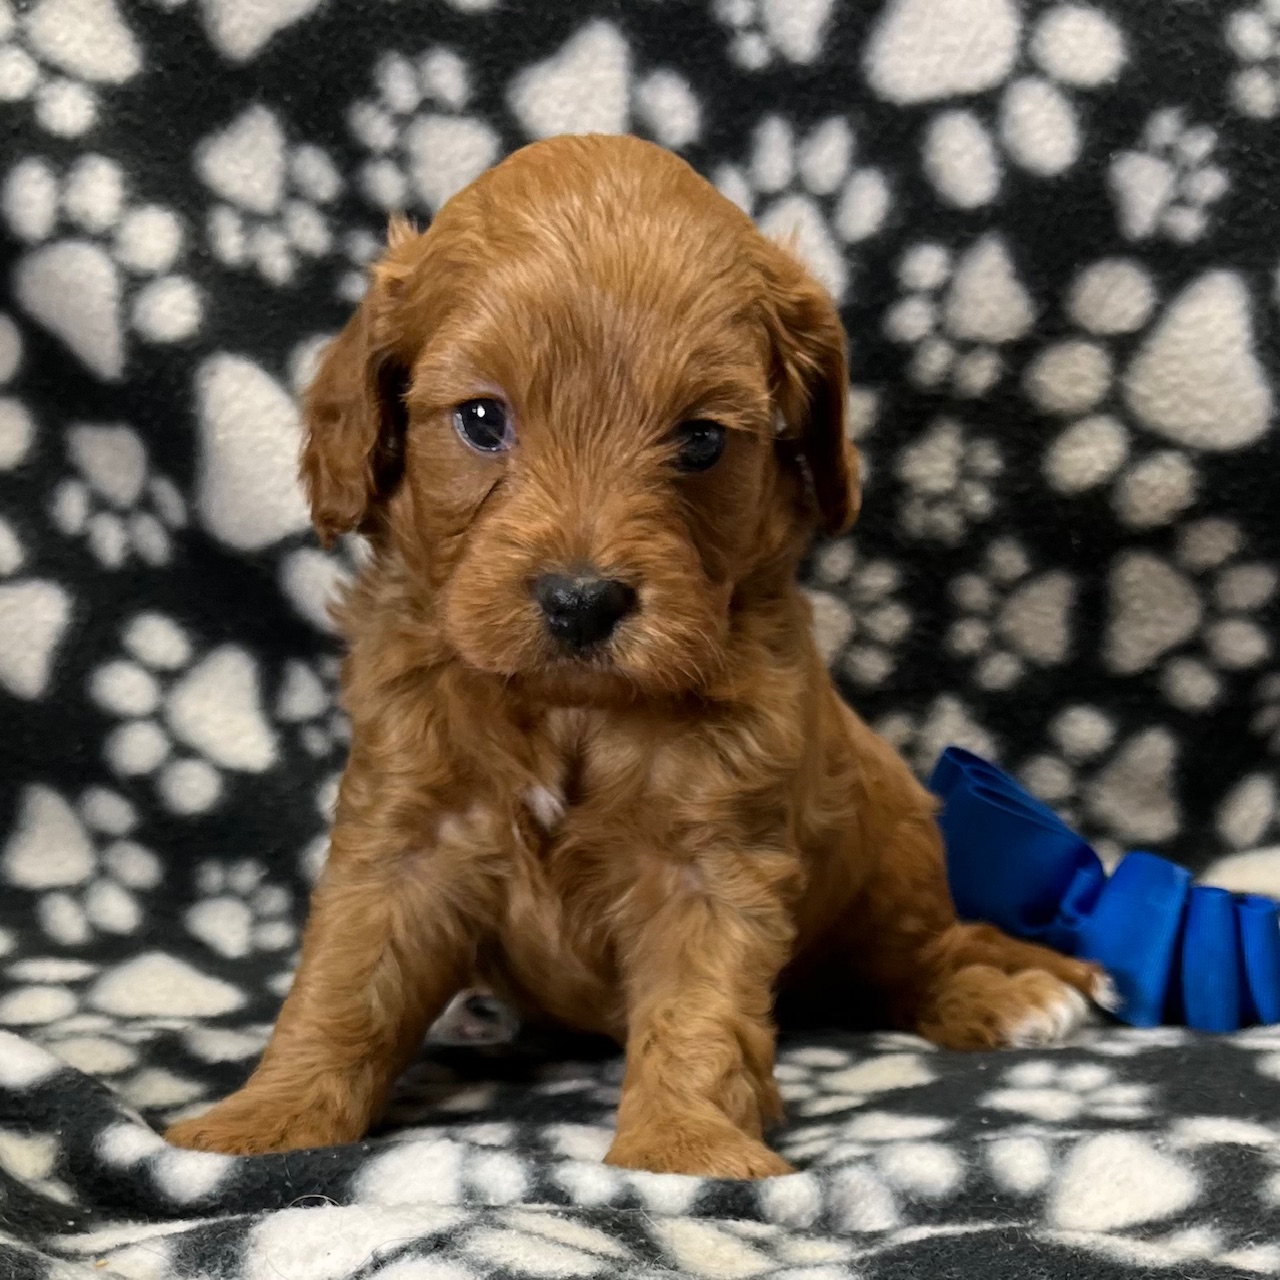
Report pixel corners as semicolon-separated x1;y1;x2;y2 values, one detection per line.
168;135;1108;1178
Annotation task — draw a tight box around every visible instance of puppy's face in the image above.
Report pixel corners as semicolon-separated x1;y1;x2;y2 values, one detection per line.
302;136;858;704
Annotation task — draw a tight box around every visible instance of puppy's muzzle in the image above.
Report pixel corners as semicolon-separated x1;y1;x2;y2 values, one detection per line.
532;572;637;652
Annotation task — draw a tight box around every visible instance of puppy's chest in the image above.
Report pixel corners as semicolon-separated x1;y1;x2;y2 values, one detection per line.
504;707;685;906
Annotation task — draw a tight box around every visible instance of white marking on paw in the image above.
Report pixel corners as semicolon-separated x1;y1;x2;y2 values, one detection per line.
1005;982;1088;1046
1091;972;1121;1013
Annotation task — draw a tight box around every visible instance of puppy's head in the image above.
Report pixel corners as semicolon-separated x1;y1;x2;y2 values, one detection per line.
302;135;858;704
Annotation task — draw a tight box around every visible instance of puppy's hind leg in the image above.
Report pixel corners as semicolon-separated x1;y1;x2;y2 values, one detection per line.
848;815;1109;1051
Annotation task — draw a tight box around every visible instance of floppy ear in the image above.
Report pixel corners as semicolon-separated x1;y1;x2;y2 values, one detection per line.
300;224;415;547
759;245;861;535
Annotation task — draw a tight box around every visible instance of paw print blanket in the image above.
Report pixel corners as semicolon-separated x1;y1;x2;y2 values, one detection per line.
2;1;1280;1277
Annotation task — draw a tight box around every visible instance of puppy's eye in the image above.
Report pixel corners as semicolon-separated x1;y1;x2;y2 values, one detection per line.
672;419;727;473
453;398;513;453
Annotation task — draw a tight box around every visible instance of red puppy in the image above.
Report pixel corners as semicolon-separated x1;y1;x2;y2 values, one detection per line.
168;135;1108;1178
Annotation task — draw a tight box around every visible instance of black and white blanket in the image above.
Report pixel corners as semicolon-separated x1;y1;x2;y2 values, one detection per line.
3;0;1280;1275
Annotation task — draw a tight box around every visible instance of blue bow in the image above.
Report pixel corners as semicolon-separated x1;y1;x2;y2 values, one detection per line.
928;746;1280;1031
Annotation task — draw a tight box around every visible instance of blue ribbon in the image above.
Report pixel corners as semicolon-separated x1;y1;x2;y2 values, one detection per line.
928;746;1280;1031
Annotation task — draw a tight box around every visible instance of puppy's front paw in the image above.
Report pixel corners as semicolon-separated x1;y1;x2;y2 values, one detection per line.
606;1119;793;1179
166;1088;362;1155
916;964;1100;1051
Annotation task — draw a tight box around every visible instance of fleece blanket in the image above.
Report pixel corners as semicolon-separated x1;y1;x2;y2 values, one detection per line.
3;0;1280;1275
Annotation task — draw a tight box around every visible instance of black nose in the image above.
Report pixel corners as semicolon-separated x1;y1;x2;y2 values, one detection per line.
532;573;637;651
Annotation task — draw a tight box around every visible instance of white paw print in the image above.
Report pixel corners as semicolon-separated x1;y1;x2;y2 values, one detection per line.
48;423;186;570
1032;261;1271;529
1110;108;1229;242
1018;709;1179;861
1212;772;1280;855
197;105;343;289
186;859;296;960
276;656;349;760
983;1059;1151;1123
883;238;1033;396
0;0;141;137
508;21;701;153
878;694;999;778
335;227;383;304
1;782;162;947
3;153;202;381
90;612;278;817
1105;520;1276;713
350;47;498;220
774;1048;964;1199
806;540;911;688
712;0;835;70
947;539;1075;692
866;0;1126;207
1227;1;1280;118
895;417;1003;544
715;114;891;304
0;312;35;551
791;1109;961;1204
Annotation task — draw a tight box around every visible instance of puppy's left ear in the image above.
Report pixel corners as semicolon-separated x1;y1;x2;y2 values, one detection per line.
759;245;861;535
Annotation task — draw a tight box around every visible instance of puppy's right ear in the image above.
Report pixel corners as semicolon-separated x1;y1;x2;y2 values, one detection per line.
300;221;416;546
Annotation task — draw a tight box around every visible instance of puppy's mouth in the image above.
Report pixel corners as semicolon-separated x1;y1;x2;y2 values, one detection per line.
511;658;642;710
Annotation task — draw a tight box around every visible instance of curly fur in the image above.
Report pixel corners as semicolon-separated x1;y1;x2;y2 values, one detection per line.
167;136;1104;1178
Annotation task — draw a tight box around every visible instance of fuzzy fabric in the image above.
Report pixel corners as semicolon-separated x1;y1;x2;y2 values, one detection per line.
3;0;1280;1276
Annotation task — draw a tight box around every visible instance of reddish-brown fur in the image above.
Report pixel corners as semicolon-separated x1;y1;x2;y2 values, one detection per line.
167;136;1105;1178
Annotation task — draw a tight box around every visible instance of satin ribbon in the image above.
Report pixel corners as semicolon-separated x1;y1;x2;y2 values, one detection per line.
928;746;1280;1031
